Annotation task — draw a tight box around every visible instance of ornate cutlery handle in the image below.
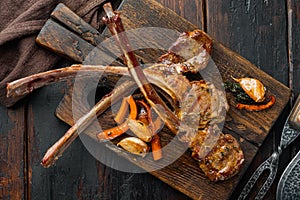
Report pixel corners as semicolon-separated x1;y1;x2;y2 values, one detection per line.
238;152;279;200
254;152;279;200
279;95;300;151
238;95;300;200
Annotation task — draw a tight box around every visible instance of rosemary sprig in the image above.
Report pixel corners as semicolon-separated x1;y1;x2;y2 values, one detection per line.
224;82;255;104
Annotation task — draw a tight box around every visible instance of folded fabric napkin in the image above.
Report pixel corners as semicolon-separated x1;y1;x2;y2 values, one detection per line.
0;0;111;107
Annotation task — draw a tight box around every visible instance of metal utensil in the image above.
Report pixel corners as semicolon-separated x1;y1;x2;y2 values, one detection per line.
238;94;300;200
276;149;300;199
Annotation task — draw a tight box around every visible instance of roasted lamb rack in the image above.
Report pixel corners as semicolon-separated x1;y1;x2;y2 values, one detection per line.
102;3;244;181
6;3;244;181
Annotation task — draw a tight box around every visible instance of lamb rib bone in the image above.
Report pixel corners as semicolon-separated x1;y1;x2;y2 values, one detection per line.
41;80;135;167
7;64;191;106
102;3;188;135
28;62;191;167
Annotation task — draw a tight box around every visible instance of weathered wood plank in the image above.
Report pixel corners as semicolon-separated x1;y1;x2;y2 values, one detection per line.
0;105;26;200
206;0;289;85
51;3;105;47
50;3;124;65
36;19;97;63
288;0;300;98
26;81;115;200
155;0;204;29
288;0;300;170
206;1;290;199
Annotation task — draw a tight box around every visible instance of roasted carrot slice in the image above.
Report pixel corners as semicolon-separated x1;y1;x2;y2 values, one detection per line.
137;101;163;160
151;117;163;160
135;100;163;160
151;134;163;161
97;96;137;141
137;100;157;130
97;121;129;140
138;102;163;134
114;97;129;124
236;95;276;111
114;95;137;123
152;117;163;134
137;100;152;120
126;95;138;120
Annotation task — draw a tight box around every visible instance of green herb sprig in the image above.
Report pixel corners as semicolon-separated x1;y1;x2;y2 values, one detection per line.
224;82;255;104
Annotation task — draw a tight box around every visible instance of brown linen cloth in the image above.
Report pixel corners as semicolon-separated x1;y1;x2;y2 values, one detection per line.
0;0;111;107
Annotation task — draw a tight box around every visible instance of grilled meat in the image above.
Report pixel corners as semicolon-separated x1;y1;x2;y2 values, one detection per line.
198;133;244;181
159;30;212;73
190;126;244;181
7;13;244;181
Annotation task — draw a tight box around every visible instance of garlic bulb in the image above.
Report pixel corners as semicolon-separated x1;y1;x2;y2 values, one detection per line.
232;77;266;102
127;119;152;142
117;137;149;157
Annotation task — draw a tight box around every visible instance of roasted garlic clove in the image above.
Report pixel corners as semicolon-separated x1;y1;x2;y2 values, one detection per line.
127;119;153;142
117;137;149;157
232;77;266;102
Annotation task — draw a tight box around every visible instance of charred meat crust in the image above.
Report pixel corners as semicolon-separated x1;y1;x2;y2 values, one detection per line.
191;128;244;181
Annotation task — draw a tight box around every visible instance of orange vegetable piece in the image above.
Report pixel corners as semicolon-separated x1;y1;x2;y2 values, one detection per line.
236;95;276;111
97;95;137;141
151;134;163;161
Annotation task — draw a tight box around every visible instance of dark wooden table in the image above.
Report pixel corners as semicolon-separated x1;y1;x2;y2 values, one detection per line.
1;0;300;199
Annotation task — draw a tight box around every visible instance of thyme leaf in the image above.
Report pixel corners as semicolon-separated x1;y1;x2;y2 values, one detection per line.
224;82;255;104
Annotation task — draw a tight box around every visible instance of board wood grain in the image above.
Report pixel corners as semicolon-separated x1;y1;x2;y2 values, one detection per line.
0;105;26;200
205;2;292;199
36;0;291;199
287;1;300;194
288;0;300;98
155;0;204;29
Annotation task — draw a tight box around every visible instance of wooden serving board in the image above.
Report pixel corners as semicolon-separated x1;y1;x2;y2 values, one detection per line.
36;0;291;199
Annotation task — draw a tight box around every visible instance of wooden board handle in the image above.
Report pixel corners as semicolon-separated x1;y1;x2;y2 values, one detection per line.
36;19;95;63
51;3;105;46
36;3;122;65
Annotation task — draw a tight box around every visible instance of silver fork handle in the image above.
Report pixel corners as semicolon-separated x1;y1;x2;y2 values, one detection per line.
238;152;279;200
254;159;278;200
